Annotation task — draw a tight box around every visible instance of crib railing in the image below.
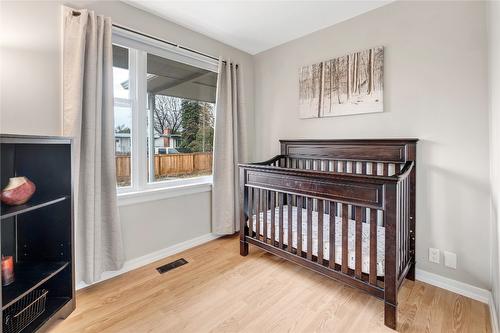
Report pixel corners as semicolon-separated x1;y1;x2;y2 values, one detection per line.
262;155;406;177
239;156;415;327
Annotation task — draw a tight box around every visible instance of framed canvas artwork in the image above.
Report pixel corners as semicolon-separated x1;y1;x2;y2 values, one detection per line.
299;46;384;118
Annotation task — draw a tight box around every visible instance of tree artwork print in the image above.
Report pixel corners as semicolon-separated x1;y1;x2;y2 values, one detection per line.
299;46;384;118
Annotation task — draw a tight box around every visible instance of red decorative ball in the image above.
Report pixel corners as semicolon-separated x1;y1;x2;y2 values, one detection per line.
1;177;36;206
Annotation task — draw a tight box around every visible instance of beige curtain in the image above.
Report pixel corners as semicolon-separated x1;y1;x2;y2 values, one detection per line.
212;61;247;234
63;7;124;284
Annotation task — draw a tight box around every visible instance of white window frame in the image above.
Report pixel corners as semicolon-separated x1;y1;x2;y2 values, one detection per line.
112;27;219;204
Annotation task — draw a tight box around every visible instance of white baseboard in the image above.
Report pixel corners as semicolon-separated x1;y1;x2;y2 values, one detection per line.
77;233;220;290
489;293;500;333
416;269;490;304
416;269;499;332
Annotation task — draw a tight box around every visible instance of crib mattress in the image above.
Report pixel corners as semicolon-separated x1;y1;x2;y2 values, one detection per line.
251;205;385;276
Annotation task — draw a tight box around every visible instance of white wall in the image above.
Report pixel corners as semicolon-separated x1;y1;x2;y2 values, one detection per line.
254;1;490;288
0;1;62;135
488;0;500;327
119;192;211;260
0;0;254;273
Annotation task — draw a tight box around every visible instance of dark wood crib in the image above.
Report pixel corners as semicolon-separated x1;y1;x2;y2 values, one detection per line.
239;139;417;330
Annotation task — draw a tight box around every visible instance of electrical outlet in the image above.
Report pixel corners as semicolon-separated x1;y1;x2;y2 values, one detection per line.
429;248;440;264
444;251;457;269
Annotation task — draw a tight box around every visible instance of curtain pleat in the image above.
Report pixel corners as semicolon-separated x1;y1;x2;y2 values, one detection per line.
63;7;124;284
212;61;246;234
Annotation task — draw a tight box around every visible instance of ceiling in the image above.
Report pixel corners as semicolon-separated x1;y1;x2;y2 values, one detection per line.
124;1;393;55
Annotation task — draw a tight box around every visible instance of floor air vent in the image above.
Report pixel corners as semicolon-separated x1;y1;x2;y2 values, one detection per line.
156;258;188;274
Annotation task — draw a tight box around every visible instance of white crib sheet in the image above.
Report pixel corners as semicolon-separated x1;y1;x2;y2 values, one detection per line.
251;205;385;276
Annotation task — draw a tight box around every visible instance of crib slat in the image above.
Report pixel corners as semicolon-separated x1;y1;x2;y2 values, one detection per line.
401;180;405;272
333;160;338;172
297;196;303;255
404;179;408;268
279;193;284;249
288;194;293;253
248;187;253;238
341;203;348;274
263;190;268;244
383;163;389;176
404;179;408;267
270;191;276;246
361;162;367;174
406;178;410;264
329;201;336;269
318;200;324;264
398;181;403;273
307;198;313;260
407;178;410;265
255;189;260;240
400;181;404;271
355;206;362;279
404;178;409;267
369;209;378;285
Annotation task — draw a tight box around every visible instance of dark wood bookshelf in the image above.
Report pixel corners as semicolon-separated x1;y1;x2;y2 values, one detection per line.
2;262;69;309
0;134;75;333
0;196;68;220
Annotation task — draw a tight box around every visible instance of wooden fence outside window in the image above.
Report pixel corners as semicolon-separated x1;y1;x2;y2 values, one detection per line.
116;152;213;182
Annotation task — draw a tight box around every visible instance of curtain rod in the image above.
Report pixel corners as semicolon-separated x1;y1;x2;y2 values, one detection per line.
112;23;223;63
70;10;236;66
70;10;237;67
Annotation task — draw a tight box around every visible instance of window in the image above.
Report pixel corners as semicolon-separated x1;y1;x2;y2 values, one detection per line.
112;28;218;194
113;45;132;187
145;53;216;183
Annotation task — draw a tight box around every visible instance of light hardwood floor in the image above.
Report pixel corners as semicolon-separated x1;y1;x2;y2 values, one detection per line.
48;236;491;333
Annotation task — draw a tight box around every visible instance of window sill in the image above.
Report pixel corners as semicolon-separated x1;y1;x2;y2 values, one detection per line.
117;180;212;207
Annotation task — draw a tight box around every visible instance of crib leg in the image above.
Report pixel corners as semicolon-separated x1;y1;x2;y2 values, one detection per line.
384;183;398;330
406;261;416;281
240;239;248;256
384;302;397;330
239;167;249;257
240;225;249;256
